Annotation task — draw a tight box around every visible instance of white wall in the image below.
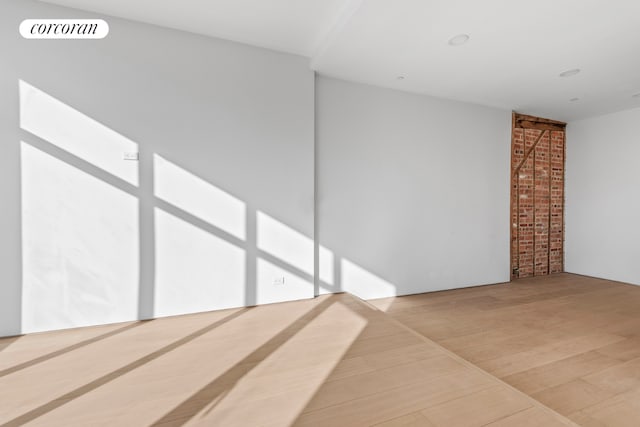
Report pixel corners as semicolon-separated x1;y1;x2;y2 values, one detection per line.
316;77;511;299
566;107;640;285
1;0;314;336
0;1;516;338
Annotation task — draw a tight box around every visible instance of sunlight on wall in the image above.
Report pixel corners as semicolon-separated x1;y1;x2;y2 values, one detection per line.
19;81;139;186
16;79;322;335
257;211;313;275
154;155;246;240
14;81;402;334
21;142;139;334
341;258;397;300
256;258;313;305
154;208;246;317
197;301;367;426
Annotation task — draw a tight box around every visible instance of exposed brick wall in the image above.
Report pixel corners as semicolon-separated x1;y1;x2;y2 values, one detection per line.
549;130;564;273
511;120;565;279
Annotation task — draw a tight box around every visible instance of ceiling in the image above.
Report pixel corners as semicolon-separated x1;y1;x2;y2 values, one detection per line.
40;0;640;121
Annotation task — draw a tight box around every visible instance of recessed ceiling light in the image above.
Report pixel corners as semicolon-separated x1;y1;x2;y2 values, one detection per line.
448;34;470;46
569;97;580;102
632;93;640;98
559;69;581;78
397;76;405;80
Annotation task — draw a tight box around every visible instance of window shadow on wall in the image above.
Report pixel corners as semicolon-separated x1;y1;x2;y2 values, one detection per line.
2;79;401;426
17;79;397;334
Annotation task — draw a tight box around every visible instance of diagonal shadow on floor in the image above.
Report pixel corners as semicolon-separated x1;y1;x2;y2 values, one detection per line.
0;308;249;427
149;296;338;426
0;322;147;379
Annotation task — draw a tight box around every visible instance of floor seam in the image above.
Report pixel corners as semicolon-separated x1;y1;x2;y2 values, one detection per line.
352;295;580;427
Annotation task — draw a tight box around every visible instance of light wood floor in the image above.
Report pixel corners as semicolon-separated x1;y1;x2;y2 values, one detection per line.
3;273;638;426
0;290;574;426
373;273;640;426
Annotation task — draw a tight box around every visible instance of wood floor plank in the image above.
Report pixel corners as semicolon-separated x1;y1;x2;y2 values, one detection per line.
0;290;573;427
419;385;532;427
294;369;495;427
502;350;620;395
594;337;640;361
382;273;640;424
582;356;640;395
13;274;637;425
532;379;614;414
568;410;608;427
572;392;640;427
480;333;625;377
303;355;465;412
485;407;569;426
372;412;436;427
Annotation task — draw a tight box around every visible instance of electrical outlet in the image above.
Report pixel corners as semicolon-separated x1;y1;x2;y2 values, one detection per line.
273;277;285;286
123;152;139;161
